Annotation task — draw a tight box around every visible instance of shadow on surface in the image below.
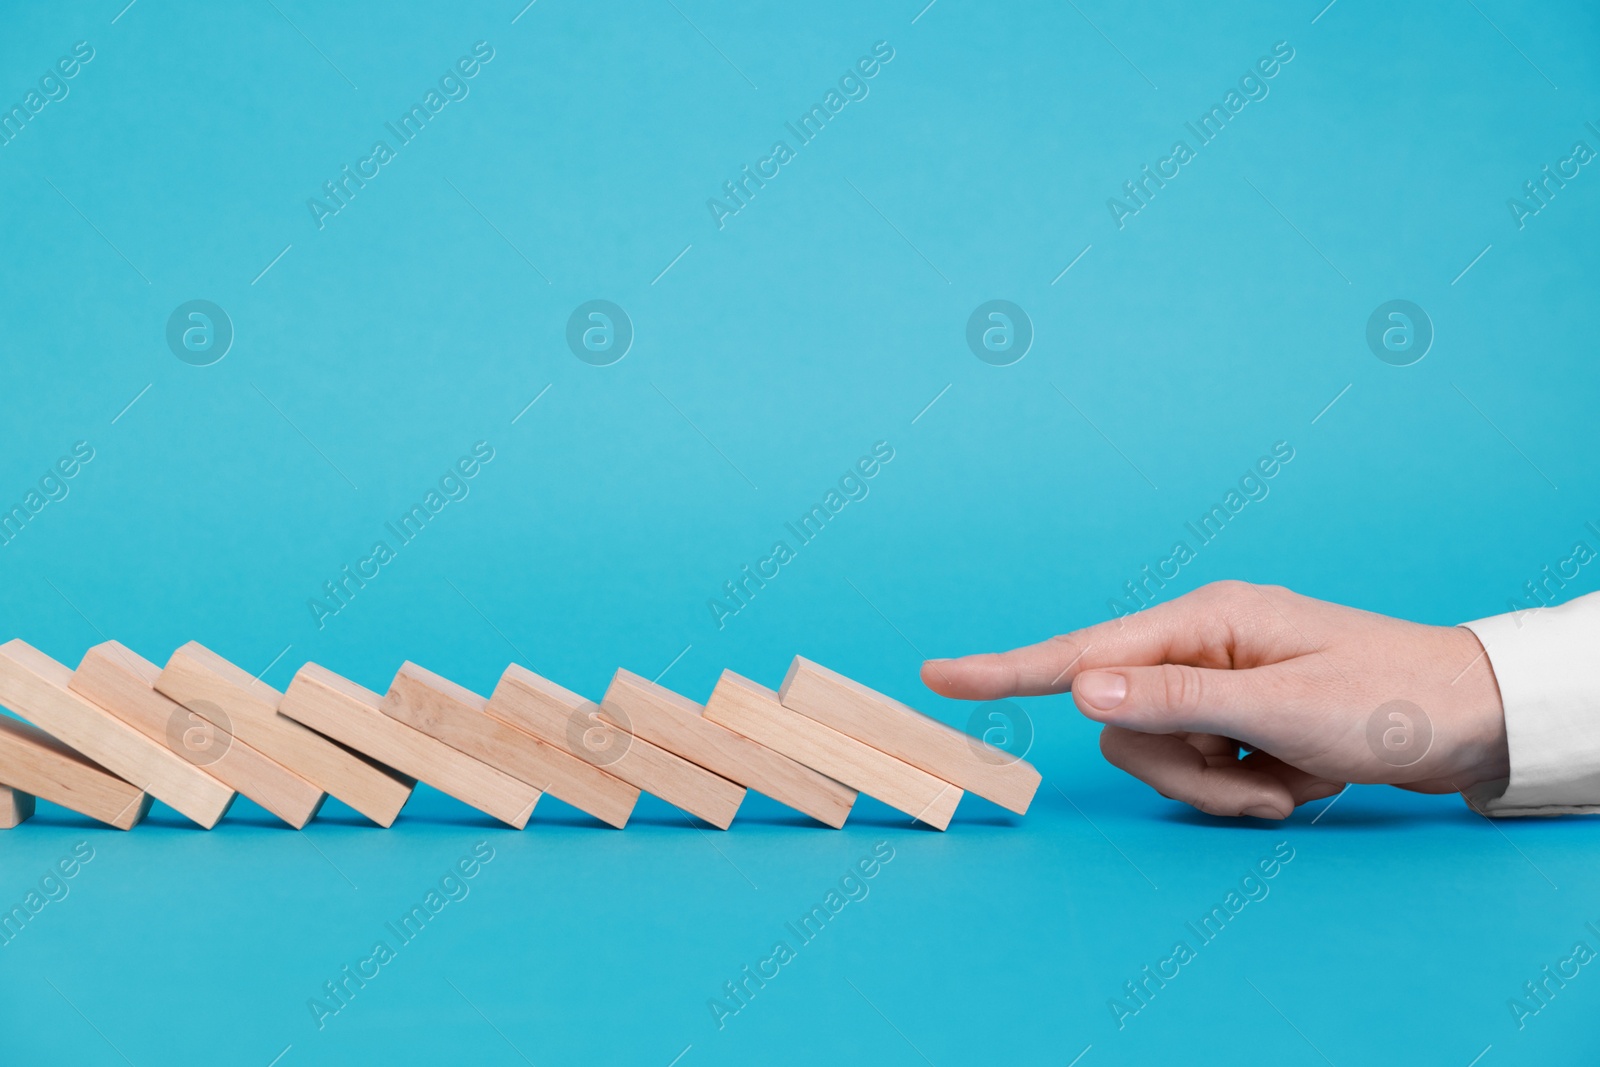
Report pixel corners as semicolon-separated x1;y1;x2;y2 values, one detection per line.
390;812;507;829
845;815;945;832
1158;804;1484;830
736;814;822;829
529;813;619;829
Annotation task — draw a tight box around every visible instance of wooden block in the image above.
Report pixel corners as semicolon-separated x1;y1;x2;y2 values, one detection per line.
0;785;35;828
0;640;236;829
156;642;414;827
704;671;962;830
0;713;149;830
280;663;539;829
69;641;324;828
487;664;745;829
382;662;637;829
780;656;1040;815
600;669;855;828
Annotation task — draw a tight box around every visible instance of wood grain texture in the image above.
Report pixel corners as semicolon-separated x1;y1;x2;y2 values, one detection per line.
281;663;538;828
156;642;412;827
487;664;745;829
601;669;854;828
0;712;149;830
705;671;961;830
69;641;323;828
779;656;1039;815
0;785;35;828
0;640;237;829
381;662;636;828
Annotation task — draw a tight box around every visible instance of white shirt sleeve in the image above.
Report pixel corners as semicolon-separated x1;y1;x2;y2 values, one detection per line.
1459;591;1600;816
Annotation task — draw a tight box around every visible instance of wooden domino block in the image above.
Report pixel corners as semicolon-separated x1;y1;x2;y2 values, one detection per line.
0;640;236;829
704;671;962;830
0;785;35;828
156;642;413;827
0;713;149;830
600;669;855;828
779;657;1040;815
487;664;746;829
381;662;637;829
280;663;539;828
69;641;324;828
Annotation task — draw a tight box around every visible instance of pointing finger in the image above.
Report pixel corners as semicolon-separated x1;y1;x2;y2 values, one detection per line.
921;583;1260;700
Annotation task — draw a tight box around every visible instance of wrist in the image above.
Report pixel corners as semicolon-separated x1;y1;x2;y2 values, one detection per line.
1443;625;1509;788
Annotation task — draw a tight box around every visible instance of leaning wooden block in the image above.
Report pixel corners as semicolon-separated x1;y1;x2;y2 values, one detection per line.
69;641;324;828
156;642;414;827
0;785;35;828
780;657;1040;815
487;664;745;829
382;662;636;829
280;663;539;829
705;671;962;830
600;669;855;828
0;714;149;830
0;640;236;829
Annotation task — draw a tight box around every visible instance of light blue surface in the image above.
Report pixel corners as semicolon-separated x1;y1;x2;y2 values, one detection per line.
1;1;1597;1063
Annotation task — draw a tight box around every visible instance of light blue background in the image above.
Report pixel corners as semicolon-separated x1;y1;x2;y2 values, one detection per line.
1;0;1597;1063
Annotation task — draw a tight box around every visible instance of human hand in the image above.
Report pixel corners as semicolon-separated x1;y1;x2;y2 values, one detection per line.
921;581;1510;819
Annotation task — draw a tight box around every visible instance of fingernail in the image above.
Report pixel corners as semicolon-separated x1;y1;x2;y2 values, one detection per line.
1242;805;1284;820
1075;672;1127;711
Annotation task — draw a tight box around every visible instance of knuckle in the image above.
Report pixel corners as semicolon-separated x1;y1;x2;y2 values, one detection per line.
1047;632;1089;658
1255;582;1295;603
1045;633;1091;678
1157;663;1206;715
1190;783;1232;817
1186;773;1236;817
1203;579;1255;602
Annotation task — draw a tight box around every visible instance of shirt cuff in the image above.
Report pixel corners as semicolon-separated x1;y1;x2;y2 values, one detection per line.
1460;591;1600;817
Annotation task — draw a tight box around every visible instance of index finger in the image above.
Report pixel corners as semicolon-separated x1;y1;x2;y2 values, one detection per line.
920;586;1244;700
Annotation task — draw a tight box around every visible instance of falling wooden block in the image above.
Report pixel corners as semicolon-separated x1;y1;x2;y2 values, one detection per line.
281;663;539;828
600;669;855;828
69;641;324;828
156;642;414;827
487;664;745;829
0;713;149;830
0;640;236;829
381;662;637;829
780;657;1040;815
0;785;35;828
704;671;962;830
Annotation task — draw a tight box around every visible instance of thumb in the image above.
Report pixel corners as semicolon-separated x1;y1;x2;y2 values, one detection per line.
1071;663;1298;750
